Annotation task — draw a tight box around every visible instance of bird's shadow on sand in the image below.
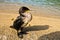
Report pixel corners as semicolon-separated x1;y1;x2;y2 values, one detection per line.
18;25;49;38
23;25;49;32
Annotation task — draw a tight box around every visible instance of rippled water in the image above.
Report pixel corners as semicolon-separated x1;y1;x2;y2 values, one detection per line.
0;0;60;17
0;0;60;7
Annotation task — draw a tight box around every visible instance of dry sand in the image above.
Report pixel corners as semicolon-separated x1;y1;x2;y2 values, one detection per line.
0;3;60;40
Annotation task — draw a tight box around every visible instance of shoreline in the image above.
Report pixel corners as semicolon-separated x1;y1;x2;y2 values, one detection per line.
0;3;60;19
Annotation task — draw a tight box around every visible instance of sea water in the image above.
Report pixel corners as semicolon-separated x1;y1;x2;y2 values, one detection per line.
0;0;60;7
0;0;60;17
0;0;60;10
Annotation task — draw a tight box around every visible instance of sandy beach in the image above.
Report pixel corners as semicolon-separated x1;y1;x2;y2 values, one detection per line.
0;3;60;40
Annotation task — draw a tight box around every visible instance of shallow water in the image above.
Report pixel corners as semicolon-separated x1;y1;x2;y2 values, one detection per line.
0;0;60;7
0;0;60;9
0;0;60;11
0;0;60;17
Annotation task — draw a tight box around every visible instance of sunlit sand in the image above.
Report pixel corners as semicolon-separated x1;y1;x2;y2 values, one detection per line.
0;3;60;40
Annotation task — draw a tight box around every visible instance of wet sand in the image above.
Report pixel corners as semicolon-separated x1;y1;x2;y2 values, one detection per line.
0;3;60;40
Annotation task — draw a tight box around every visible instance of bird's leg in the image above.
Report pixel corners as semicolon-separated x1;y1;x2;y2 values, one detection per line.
21;27;24;33
20;26;28;34
29;24;31;26
17;27;23;38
